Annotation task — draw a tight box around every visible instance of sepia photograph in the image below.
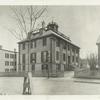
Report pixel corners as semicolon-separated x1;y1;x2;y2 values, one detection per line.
0;5;100;95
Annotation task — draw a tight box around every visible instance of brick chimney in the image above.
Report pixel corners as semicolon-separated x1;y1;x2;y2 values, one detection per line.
39;21;45;34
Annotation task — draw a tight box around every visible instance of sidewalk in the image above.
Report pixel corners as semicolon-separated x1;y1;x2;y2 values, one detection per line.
34;71;100;84
74;78;100;84
64;71;100;84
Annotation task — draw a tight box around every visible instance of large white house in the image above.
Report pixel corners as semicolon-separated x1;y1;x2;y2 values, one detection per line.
0;45;18;72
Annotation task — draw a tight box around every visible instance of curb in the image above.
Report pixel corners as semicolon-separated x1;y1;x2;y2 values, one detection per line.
74;80;100;84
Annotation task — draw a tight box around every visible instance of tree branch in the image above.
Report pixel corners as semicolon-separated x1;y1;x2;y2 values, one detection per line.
9;6;47;40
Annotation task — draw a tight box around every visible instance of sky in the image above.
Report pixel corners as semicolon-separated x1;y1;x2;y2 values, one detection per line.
0;6;100;58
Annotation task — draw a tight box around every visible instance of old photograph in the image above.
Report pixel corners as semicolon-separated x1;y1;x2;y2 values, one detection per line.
0;5;100;95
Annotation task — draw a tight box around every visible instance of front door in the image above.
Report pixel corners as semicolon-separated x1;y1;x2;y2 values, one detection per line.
31;64;35;72
42;64;48;76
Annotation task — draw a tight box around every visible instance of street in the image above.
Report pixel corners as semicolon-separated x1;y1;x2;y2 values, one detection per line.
0;71;100;95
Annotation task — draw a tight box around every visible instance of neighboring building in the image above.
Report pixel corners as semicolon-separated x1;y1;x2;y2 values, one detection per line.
18;22;80;77
97;36;100;67
0;45;18;72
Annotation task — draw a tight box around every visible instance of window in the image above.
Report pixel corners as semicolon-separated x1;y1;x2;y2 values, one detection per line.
15;54;16;59
34;40;37;48
56;51;59;61
10;62;14;66
62;42;66;49
5;61;9;66
76;49;79;54
56;39;60;47
30;41;33;48
15;61;16;66
68;45;70;51
68;56;70;64
64;64;66;71
72;48;75;53
30;40;36;48
30;53;36;63
42;64;48;70
41;51;48;63
5;53;9;58
72;56;74;62
76;57;78;62
31;65;35;71
10;54;14;58
23;65;25;71
5;68;9;72
22;43;25;50
63;43;66;49
43;37;47;46
22;54;25;64
10;69;15;72
63;53;66;61
56;64;61;71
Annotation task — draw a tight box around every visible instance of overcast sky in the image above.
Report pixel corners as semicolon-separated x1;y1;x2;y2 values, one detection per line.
0;6;100;58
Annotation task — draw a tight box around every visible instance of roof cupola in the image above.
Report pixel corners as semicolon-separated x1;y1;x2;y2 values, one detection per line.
47;21;58;32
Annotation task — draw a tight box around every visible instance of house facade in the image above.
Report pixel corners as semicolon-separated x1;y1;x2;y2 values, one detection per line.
0;46;18;72
18;22;80;77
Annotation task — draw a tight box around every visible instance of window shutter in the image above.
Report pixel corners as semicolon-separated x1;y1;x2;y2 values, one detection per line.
41;52;43;62
35;53;36;63
46;51;48;62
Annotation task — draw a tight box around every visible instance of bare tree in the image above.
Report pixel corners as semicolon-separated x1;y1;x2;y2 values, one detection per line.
87;53;98;71
9;6;47;40
8;6;47;95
